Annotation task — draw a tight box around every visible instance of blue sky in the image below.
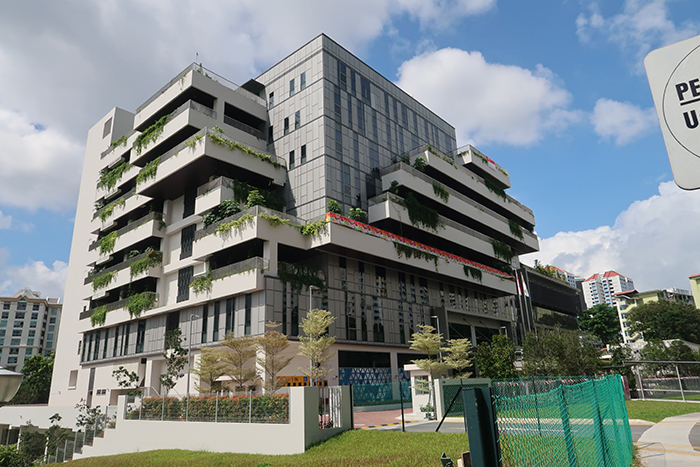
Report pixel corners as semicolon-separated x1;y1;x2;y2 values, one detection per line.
1;0;700;298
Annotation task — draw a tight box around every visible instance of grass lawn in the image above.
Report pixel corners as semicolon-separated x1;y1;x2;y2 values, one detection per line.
626;400;700;423
55;430;469;467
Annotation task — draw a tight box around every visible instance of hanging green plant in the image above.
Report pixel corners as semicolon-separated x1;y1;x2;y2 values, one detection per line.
134;114;171;155
245;189;266;209
278;262;324;291
202;199;241;228
508;219;524;240
412;156;427;172
403;193;443;232
98;198;126;222
348;208;368;224
135;156;161;187
99;231;118;255
108;135;128;152
92;271;117;292
523;222;534;232
129;249;163;279
258;212;291;227
91;306;108;326
389;180;400;195
432;182;450;203
484;179;507;201
208;131;283;168
463;265;482;282
127;292;157;318
190;271;213;294
491;239;514;263
184;133;203;149
393;243;438;267
98;162;130;190
298;219;328;237
214;214;256;237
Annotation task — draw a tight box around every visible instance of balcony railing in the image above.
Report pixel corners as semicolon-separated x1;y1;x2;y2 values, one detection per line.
92;189;136;221
379;163;536;240
223;115;265;140
84;251;152;285
79;292;158;321
210;257;269;280
101;130;136;159
195;205;303;241
136;63;265;114
89;212;164;251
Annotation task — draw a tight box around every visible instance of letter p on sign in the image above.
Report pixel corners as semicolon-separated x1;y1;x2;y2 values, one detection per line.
646;34;700;190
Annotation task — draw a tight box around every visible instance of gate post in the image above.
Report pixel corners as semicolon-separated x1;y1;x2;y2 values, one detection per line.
461;387;499;467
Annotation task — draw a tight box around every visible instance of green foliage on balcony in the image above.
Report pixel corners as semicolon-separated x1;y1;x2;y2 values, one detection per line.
190;271;213;295
403;193;442;233
99;231;118;255
208;131;283;168
135;156;160;187
484;178;507;201
98;198;126;222
432;182;450;203
491;239;514;263
203;200;241;228
184;133;203;149
327;200;342;215
214;214;256;237
108;134;129;152
92;271;116;292
412;156;427;172
348;208;368;224
509;219;524;240
258;212;292;227
278;262;324;291
98;162;130;190
91;306;108;327
134;114;171;155
245;190;266;209
129;248;163;279
298;219;328;237
389;180;400;195
393;243;438;268
427;145;456;167
463;265;483;283
127;292;157;318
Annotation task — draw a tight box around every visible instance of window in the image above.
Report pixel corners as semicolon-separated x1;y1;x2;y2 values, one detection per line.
25;348;32;356
11;330;21;337
338;60;347;90
135;320;146;354
14;321;23;328
51;308;58;316
32;313;38;320
32;303;40;311
1;312;7;319
48;324;55;332
17;301;26;311
289;150;295;169
27;338;34;346
14;312;24;320
268;91;274;109
244;294;252;335
289;78;295;96
201;304;208;344
300;72;306;90
103;118;112;138
10;339;20;346
1;304;7;311
28;330;35;337
0;320;6;328
350;69;356;95
183;187;196;218
284;117;289;135
177;267;194;302
357;101;365;133
49;317;56;324
113;326;120;357
267;126;274;144
93;331;101;360
30;320;36;328
9;348;19;355
360;76;371;103
300;145;307;164
225;298;234;336
0;330;4;337
213;301;220;342
180;224;196;259
8;357;17;364
295;111;300;130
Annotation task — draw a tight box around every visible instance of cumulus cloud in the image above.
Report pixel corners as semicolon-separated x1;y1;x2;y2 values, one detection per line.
523;181;700;291
591;98;658;145
0;254;68;300
577;0;698;71
396;49;581;146
0;211;10;229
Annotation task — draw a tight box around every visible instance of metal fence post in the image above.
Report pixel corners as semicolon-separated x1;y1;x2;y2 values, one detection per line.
215;391;219;423
399;381;405;432
675;365;686;402
590;380;610;466
556;384;578;467
248;388;253;423
139;393;143;420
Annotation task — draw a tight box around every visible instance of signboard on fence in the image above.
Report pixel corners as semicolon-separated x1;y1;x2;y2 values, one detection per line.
276;376;327;387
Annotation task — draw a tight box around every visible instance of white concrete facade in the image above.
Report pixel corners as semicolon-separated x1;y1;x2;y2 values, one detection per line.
581;271;635;309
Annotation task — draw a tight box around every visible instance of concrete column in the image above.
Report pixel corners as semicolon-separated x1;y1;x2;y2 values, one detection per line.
263;240;278;275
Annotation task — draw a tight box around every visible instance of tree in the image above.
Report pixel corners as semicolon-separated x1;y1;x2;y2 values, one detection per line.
45;414;71;461
112;366;141;395
475;334;516;379
522;328;601;376
221;333;257;391
256;322;293;393
628;300;700;344
298;309;336;386
193;348;227;393
9;353;54;404
18;424;44;465
160;329;188;395
409;325;448;417
443;338;474;378
639;339;700;376
579;304;621;344
327;200;342;215
0;445;26;467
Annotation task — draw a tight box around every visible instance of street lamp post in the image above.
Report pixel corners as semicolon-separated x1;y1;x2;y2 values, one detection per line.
431;315;442;359
186;313;198;422
308;285;318;386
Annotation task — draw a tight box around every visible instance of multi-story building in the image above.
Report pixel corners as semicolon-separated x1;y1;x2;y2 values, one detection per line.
613;287;694;343
50;34;538;408
581;271;635;309
0;288;62;372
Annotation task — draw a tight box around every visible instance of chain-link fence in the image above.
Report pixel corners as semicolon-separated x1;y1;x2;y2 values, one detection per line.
125;389;290;423
350;381;414;430
492;374;633;467
628;362;700;401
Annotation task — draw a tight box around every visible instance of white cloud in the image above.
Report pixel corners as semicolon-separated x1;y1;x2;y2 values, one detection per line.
0;211;11;229
0;255;68;300
523;181;700;291
577;0;698;71
396;48;581;146
591;98;658;145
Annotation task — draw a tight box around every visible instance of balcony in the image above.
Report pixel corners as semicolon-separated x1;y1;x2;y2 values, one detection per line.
84;251;162;299
187;257;268;304
454;145;511;188
79;292;158;325
89;212;165;255
195;176;237;216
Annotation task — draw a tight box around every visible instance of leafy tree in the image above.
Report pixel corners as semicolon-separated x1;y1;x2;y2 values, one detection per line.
75;398;101;430
193;348;227;393
628;300;700;344
327;200;342;215
9;353;54;404
0;445;27;467
221;333;257;391
348;208;368;224
256;322;293;393
298;309;336;386
639;339;699;376
475;334;517;379
522;328;602;376
409;325;448;418
160;329;188;395
45;414;71;460
112;366;141;395
579;304;621;344
18;424;44;465
443;338;474;378
245;189;266;209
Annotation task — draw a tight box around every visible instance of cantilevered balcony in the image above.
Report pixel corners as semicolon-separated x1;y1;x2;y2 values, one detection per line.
186;257;268;305
83;251;162;300
79;292;158;326
89;212;165;257
454;145;511;188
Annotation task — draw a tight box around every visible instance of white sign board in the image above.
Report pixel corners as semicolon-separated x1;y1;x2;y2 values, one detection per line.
646;35;700;190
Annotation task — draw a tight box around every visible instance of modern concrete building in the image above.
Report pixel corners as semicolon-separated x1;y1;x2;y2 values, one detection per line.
50;34;538;408
613;287;694;343
0;288;62;372
581;271;635;309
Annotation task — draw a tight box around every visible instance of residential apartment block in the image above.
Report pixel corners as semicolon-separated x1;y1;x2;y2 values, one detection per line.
614;287;694;343
581;271;635;309
0;288;62;372
50;35;538;408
